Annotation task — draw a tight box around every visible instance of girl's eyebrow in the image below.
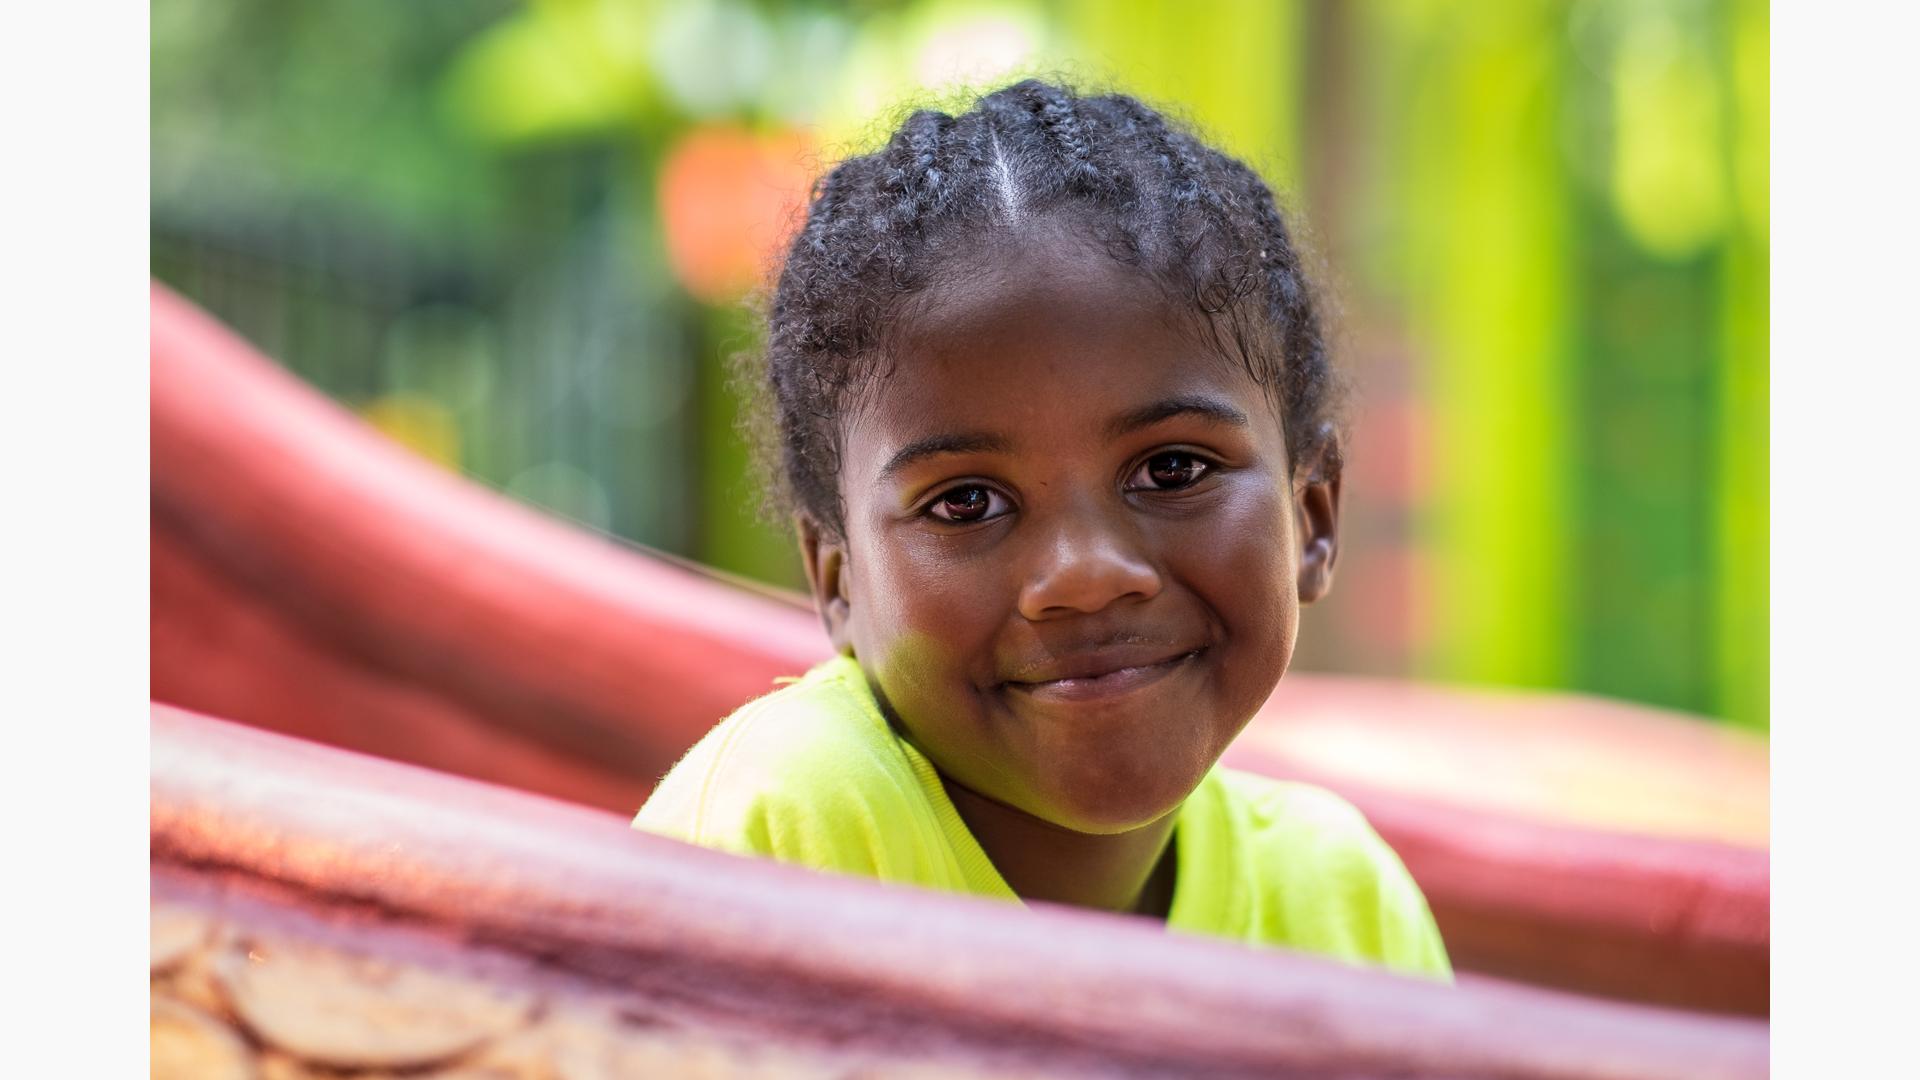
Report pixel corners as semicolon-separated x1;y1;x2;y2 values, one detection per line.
880;396;1246;479
881;432;1012;478
1105;395;1250;438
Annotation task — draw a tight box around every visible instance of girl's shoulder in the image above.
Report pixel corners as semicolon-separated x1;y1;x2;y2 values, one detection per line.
632;655;923;858
1183;767;1453;980
1205;768;1380;846
668;655;892;792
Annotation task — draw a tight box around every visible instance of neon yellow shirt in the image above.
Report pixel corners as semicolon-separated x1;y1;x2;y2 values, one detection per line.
634;655;1451;980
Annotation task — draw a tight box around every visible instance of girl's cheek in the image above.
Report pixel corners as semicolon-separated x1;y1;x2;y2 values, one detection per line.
1196;488;1298;624
869;628;952;693
855;548;984;649
1194;479;1292;556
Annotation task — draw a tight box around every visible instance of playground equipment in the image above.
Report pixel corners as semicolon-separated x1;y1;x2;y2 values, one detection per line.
151;282;1769;1073
154;703;1765;1079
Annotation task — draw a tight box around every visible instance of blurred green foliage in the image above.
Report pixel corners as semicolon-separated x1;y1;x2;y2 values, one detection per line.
152;0;1767;728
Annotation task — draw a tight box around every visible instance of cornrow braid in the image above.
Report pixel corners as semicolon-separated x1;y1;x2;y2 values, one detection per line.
882;110;954;229
745;79;1342;540
1022;81;1104;197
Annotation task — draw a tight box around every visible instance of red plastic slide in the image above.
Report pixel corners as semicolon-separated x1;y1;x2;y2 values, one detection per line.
153;703;1766;1078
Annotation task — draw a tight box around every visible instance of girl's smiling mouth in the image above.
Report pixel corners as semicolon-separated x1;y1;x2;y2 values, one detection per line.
1002;646;1207;705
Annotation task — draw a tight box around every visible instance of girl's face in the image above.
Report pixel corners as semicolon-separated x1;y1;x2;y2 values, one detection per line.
801;224;1339;835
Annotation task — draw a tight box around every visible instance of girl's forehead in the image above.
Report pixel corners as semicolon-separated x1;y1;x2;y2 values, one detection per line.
844;301;1282;476
864;242;1259;405
895;222;1172;347
829;223;1291;483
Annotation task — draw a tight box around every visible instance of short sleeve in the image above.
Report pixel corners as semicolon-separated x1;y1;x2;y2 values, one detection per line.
1193;770;1453;981
1347;821;1453;981
632;663;966;889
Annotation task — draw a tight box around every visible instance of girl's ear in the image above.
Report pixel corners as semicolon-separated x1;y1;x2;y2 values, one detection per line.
1293;430;1343;605
796;515;854;652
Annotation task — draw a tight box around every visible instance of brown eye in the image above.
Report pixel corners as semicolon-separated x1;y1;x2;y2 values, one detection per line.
1133;451;1211;490
928;485;1007;523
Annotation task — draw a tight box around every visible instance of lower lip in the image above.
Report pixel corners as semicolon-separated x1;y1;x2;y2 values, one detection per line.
1006;650;1203;705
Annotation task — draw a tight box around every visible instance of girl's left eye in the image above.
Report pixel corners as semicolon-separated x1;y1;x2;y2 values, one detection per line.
1128;451;1213;491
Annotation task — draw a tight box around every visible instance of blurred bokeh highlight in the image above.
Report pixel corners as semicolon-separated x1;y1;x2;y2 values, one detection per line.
152;0;1767;729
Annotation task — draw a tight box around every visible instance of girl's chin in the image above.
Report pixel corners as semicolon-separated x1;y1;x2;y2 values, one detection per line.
1020;777;1197;836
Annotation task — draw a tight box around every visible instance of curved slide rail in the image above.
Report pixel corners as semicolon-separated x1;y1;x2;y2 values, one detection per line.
150;282;1767;1014
151;704;1767;1079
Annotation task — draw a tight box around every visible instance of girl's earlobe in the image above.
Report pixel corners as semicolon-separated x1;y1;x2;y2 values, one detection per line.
796;516;854;652
1296;533;1338;604
1293;431;1343;605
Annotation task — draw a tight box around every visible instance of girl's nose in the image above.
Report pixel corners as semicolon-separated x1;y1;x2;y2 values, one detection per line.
1016;512;1164;621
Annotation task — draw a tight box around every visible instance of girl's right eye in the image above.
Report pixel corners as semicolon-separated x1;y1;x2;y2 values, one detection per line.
925;484;1009;523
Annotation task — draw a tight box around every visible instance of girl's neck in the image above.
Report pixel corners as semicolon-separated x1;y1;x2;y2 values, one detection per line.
941;775;1179;918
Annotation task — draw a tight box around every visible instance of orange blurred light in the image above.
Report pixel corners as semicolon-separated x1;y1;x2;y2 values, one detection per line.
658;125;815;305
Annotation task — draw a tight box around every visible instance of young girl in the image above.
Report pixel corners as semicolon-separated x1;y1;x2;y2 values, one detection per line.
635;80;1450;980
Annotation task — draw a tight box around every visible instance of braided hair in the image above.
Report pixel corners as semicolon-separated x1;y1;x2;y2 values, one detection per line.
749;79;1341;541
